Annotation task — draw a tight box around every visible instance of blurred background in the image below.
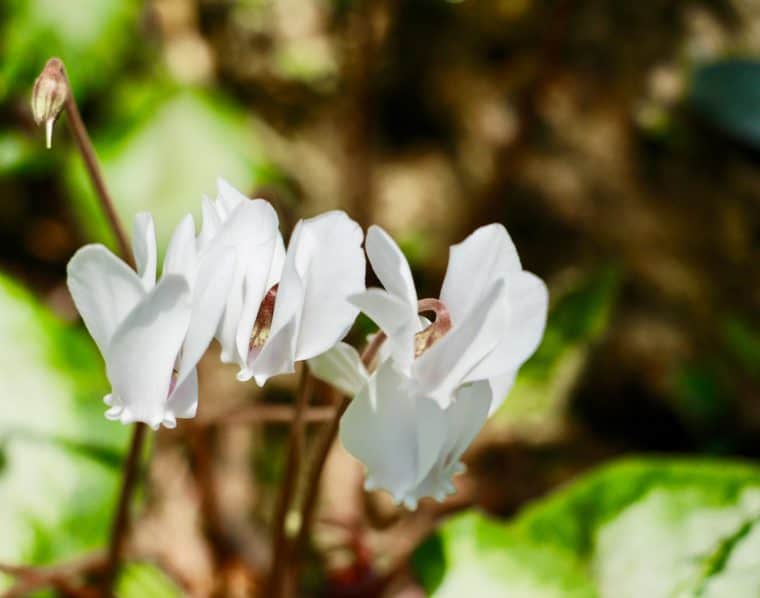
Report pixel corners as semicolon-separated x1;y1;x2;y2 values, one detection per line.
1;0;759;596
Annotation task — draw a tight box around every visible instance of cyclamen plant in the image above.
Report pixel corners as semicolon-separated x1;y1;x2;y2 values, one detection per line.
23;56;548;596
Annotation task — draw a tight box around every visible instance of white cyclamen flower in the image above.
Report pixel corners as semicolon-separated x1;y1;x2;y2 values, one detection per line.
312;354;493;509
202;180;366;386
350;224;548;411
67;212;236;429
310;223;548;507
196;179;283;369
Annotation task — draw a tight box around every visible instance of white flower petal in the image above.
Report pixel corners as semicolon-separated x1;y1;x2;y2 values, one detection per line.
349;288;419;370
465;271;548;382
230;232;284;370
168;367;198;420
413;279;506;408
212;198;279;363
340;361;443;500
198;195;221;252
294;211;366;360
175;245;236;387
308;342;368;396
66;245;145;357
242;317;298;383
365;226;418;309
266;233;287;289
406;380;492;505
244;220;306;381
440;224;521;322
132;212;157;290
444;380;493;462
217;177;247;215
163;214;197;284
233;236;279;369
105;275;192;429
487;370;517;415
412;396;449;487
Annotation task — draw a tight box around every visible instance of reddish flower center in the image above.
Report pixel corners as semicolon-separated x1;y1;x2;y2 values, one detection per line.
414;298;452;357
250;283;279;351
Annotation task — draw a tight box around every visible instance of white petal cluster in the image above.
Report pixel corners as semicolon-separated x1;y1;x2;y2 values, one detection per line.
199;180;366;386
310;224;548;508
66;180;365;429
66;173;546;508
67;212;237;429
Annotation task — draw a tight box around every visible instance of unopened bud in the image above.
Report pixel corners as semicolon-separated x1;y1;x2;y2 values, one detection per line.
31;58;68;149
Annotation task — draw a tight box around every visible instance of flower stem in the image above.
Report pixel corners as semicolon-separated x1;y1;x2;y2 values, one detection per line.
0;551;106;597
293;390;350;564
101;421;147;593
209;403;335;426
291;337;384;583
267;365;315;597
54;60;132;264
36;57;144;594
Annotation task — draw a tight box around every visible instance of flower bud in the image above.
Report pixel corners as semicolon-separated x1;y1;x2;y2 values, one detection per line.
31;58;68;149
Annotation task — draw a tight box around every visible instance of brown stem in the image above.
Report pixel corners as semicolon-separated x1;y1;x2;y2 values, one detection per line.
186;424;237;593
267;366;315;597
292;390;350;566
208;404;335;426
358;330;387;371
291;339;382;583
37;58;133;264
0;551;106;598
101;422;147;594
34;58;145;594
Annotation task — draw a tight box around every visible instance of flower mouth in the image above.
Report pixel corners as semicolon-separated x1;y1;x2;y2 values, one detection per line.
358;298;453;370
249;283;279;352
414;298;452;357
168;367;179;396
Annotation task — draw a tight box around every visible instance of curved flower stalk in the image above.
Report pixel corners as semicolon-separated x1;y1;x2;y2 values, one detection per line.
202;180;367;386
67;212;236;429
309;223;548;507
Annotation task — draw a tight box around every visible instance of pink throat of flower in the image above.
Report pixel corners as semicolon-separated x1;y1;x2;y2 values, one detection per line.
361;297;453;370
250;283;279;352
414;298;452;357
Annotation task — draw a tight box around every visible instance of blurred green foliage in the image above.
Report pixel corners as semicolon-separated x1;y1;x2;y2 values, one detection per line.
66;87;266;254
0;0;141;100
414;458;760;598
0;273;126;590
116;562;183;597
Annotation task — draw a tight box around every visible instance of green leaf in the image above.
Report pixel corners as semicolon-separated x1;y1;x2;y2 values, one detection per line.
414;459;760;598
116;562;183;598
490;267;621;438
0;273;127;588
690;59;760;149
65;88;268;253
0;0;141;100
